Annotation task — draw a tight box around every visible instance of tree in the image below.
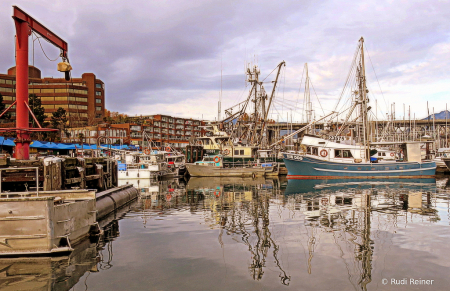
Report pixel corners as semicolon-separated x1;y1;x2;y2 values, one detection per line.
50;107;68;142
28;94;47;127
0;93;11;121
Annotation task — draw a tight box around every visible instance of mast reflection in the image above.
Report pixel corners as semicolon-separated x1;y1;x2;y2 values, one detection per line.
188;177;291;285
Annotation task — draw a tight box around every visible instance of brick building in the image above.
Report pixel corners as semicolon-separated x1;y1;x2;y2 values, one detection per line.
0;66;105;126
126;114;206;148
61;123;128;145
59;114;206;148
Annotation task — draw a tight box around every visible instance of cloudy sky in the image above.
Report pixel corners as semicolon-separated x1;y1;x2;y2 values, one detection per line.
1;0;449;122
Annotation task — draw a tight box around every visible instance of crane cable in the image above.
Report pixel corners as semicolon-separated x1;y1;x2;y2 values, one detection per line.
32;32;59;61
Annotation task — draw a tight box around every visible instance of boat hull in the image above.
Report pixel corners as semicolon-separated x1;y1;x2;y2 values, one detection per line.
186;164;266;177
283;154;436;179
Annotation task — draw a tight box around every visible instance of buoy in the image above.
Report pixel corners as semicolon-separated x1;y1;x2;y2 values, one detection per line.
252;172;256;179
320;149;328;157
165;146;171;152
144;149;150;155
390;152;395;157
213;156;221;163
214;191;220;197
223;149;230;156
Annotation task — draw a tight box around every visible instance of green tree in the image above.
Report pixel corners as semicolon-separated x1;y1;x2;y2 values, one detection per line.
28;94;47;127
0;93;11;121
50;107;68;142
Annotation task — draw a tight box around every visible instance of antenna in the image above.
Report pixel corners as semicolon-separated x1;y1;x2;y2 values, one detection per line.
218;54;222;121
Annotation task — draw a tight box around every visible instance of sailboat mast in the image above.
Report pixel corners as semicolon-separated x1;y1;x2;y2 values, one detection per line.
359;37;370;162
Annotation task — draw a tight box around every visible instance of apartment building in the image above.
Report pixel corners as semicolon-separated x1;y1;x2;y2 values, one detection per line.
127;114;206;148
0;66;105;126
61;123;128;145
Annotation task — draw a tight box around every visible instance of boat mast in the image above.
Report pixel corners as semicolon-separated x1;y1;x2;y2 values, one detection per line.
359;37;370;162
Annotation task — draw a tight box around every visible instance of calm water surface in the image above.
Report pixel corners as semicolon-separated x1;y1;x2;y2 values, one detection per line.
1;176;450;291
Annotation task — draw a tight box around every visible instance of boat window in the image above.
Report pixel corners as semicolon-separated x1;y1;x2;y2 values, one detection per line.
234;150;239;155
382;152;386;156
335;149;353;158
342;150;353;158
312;147;318;156
240;150;244;155
307;147;312;154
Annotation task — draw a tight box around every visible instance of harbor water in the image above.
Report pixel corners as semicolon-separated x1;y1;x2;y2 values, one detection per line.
1;177;449;290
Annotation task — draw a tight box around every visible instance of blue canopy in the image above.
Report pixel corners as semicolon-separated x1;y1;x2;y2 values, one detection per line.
0;136;138;151
0;136;16;147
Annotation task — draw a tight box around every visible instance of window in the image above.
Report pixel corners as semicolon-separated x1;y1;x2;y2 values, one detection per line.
96;106;102;111
312;147;318;156
55;97;68;101
95;91;102;96
234;150;239;155
29;89;40;93
0;87;13;92
334;149;353;158
240;150;244;155
96;98;102;104
55;88;68;93
76;97;87;102
41;89;54;93
42;105;55;109
95;83;102;88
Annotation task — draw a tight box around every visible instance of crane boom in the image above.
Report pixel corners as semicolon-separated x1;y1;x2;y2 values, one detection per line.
13;6;68;57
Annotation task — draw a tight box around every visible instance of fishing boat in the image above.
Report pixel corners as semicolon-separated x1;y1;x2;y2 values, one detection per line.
117;152;172;179
185;154;273;177
283;37;436;179
433;147;450;168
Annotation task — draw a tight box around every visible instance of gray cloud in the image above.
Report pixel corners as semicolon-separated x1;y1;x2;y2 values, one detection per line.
1;0;450;120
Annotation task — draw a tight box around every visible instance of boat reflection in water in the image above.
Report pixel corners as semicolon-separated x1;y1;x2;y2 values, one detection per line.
188;177;292;285
8;176;446;290
0;223;118;290
283;177;444;290
0;200;136;291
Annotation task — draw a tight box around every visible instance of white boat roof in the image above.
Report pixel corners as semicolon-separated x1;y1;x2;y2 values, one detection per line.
302;135;364;150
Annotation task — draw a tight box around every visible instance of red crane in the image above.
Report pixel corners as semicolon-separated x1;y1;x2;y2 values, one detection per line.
0;6;71;160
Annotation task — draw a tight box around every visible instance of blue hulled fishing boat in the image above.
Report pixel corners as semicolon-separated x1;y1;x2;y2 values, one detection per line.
282;37;436;179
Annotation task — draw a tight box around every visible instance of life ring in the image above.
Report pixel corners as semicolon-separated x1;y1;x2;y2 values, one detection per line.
252;172;256;179
320;149;328;157
166;194;172;201
223;149;230;156
165;146;171;152
214;191;220;197
390;152;395;157
213;156;221;163
144;149;150;155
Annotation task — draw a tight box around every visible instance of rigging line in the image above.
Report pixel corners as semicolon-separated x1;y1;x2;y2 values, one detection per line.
296;64;306;122
261;64;281;83
309;79;325;116
333;44;361;112
365;46;389;113
32;32;59;62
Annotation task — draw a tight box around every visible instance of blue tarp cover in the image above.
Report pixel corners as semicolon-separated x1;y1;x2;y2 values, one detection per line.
0;136;138;151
